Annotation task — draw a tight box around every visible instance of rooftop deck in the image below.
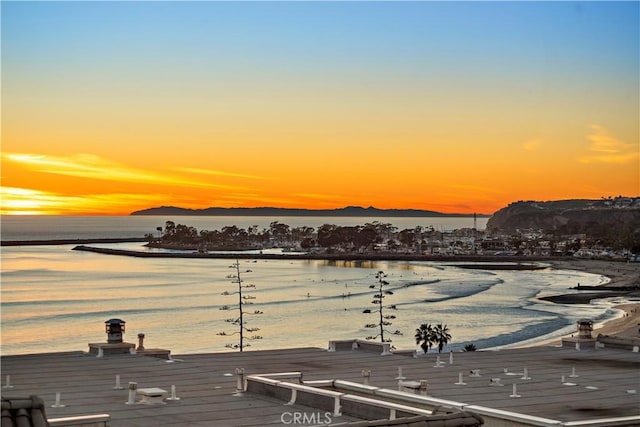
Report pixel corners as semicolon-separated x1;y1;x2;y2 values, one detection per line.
1;344;638;426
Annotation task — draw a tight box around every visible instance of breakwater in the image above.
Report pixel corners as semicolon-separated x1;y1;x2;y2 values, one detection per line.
72;244;548;269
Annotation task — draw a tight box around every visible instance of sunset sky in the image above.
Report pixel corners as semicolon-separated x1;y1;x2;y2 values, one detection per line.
2;1;638;215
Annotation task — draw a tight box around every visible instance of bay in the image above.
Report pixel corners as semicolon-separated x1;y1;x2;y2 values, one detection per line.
0;215;617;356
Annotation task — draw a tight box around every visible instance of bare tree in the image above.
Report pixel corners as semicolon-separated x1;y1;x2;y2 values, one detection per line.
363;271;401;343
217;259;263;351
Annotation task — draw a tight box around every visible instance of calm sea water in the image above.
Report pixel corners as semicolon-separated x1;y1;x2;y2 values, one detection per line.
0;216;619;356
0;215;487;241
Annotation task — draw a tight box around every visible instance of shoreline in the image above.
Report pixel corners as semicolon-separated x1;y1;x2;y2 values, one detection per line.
541;259;640;304
522;303;640;348
527;259;640;347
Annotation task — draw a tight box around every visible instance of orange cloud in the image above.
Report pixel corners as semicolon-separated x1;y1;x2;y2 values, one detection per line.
175;167;269;181
0;186;168;215
579;125;639;164
4;153;249;190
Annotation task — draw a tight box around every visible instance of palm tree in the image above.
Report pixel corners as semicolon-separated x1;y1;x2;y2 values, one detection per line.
463;343;477;352
414;323;434;353
432;323;451;353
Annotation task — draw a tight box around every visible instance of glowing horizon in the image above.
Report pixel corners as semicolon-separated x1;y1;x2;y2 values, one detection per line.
2;2;638;216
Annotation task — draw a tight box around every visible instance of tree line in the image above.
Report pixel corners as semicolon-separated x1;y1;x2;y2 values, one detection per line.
151;220;447;253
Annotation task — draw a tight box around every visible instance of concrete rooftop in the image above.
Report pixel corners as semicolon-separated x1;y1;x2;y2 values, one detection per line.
1;344;639;426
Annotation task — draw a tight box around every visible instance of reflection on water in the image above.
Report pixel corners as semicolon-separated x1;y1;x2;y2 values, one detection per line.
310;259;384;269
1;244;613;356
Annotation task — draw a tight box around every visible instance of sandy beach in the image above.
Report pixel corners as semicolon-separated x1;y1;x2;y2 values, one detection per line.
550;258;640;289
544;259;640;341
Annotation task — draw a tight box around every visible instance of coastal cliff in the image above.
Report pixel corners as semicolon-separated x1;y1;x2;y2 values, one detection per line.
486;198;640;236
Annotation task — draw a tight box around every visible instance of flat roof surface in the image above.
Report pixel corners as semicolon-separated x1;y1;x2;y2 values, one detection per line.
1;344;639;426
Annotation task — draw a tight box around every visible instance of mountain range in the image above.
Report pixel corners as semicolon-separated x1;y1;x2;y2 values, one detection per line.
130;206;484;217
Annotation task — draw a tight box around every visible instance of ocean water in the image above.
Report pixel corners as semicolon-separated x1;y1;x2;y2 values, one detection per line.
0;215;488;241
1;215;618;356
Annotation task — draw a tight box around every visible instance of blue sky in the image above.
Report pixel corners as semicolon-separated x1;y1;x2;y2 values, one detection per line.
5;2;637;74
2;1;638;214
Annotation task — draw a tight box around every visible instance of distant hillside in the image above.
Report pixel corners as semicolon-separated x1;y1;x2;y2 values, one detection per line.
487;197;640;237
130;205;484;217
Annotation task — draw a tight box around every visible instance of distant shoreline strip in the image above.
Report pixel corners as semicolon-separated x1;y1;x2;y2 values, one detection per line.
70;244;548;267
1;238;147;246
